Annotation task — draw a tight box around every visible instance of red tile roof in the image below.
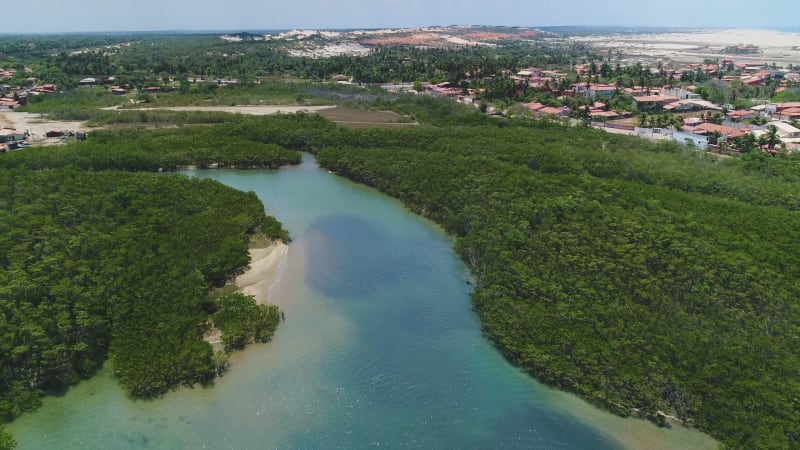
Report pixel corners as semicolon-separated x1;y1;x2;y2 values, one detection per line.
539;106;568;116
523;102;545;111
590;110;619;118
774;102;800;111
727;110;755;119
780;108;800;117
689;123;745;138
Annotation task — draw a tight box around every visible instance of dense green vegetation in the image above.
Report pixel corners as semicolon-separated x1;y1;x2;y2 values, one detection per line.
0;113;304;448
0;124;300;171
0;169;288;408
234;104;800;449
3;26;799;446
82;108;798;448
2;33;580;87
214;293;282;352
16;82;341;121
6;89;800;447
0;426;13;450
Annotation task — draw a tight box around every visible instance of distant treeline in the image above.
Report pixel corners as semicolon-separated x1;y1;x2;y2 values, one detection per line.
2;33;588;87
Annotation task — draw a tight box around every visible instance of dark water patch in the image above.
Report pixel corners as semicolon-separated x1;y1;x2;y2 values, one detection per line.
304;214;431;298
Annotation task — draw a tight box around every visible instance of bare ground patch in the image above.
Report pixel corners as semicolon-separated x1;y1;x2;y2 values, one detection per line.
316;106;417;128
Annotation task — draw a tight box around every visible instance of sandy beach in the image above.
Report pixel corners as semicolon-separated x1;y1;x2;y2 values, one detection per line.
568;28;800;65
235;242;289;305
204;241;289;351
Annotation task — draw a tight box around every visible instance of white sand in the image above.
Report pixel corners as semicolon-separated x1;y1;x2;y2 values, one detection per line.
235;243;289;305
569;28;800;65
204;242;289;351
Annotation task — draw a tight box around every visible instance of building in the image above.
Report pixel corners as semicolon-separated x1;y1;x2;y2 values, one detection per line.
0;99;19;110
726;110;756;122
774;108;800;120
0;128;27;143
34;84;56;94
771;121;800;139
522;102;570;117
686;123;745;139
572;83;617;100
632;95;679;113
516;67;542;79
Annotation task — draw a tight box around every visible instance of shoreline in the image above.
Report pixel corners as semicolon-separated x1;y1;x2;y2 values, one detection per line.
204;241;289;351
235;242;290;305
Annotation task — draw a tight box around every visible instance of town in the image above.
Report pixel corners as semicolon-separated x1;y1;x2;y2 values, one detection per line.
419;58;799;153
2;37;798;156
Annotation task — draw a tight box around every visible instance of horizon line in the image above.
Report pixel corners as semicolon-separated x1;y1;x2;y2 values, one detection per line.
0;25;797;37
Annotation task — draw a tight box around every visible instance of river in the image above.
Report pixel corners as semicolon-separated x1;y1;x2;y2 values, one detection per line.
7;154;716;449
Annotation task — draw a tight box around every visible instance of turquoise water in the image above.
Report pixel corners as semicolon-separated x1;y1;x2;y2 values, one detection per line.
8;154;716;449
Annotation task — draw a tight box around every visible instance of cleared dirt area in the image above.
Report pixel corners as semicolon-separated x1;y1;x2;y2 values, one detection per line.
113;105;335;116
316;107;416;128
1;111;91;146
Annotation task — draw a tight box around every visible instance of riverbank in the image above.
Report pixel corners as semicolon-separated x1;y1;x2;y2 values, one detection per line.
204;241;289;351
236;242;289;305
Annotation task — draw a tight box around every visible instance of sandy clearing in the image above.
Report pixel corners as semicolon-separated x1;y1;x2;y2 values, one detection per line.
114;105;335;115
0;111;91;145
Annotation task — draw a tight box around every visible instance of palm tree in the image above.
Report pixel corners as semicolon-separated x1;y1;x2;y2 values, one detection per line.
764;124;782;150
673;115;685;131
637;112;650;128
733;133;757;152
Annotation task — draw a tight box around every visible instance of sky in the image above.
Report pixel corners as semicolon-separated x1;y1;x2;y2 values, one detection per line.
5;0;800;33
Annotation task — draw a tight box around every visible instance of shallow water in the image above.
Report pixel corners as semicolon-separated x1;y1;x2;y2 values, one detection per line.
8;154;716;449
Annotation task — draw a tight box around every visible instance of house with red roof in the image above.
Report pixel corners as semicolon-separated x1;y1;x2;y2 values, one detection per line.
632;95;679;113
779;108;800;120
726;109;756;122
686;123;745;139
0;99;19;110
0;128;28;143
522;102;570;118
34;84;56;93
590;110;621;120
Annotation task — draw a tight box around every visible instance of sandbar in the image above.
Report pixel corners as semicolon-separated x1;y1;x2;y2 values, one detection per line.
235;242;289;305
204;241;289;351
